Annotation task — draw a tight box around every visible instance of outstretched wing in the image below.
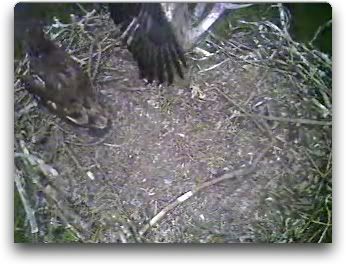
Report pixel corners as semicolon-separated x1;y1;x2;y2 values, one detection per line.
109;3;187;84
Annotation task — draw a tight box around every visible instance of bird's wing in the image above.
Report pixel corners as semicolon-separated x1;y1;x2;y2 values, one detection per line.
22;30;110;133
22;73;110;133
109;3;186;84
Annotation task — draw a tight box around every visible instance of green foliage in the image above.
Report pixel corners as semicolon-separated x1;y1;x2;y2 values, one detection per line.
286;3;332;55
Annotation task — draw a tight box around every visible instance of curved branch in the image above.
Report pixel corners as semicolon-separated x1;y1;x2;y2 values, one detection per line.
139;144;271;236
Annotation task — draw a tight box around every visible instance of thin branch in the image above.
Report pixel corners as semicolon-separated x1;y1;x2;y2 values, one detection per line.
92;42;103;83
15;170;38;234
309;19;332;47
198;58;230;73
244;113;332;126
139;144;271;236
87;42;94;82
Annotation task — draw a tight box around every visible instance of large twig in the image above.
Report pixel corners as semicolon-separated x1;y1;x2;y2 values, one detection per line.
139;144;272;236
198;58;231;73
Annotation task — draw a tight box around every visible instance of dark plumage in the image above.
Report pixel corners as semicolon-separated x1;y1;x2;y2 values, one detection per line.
14;3;251;132
21;26;110;134
108;3;187;84
108;3;251;84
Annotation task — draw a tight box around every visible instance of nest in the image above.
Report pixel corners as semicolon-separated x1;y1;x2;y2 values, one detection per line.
14;4;331;243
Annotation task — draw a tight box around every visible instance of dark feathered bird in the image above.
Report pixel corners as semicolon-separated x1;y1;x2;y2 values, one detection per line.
108;3;187;85
16;3;251;84
14;3;251;132
21;26;110;134
108;3;251;84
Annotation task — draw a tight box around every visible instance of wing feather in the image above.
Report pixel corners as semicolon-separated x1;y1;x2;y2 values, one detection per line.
109;3;186;84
